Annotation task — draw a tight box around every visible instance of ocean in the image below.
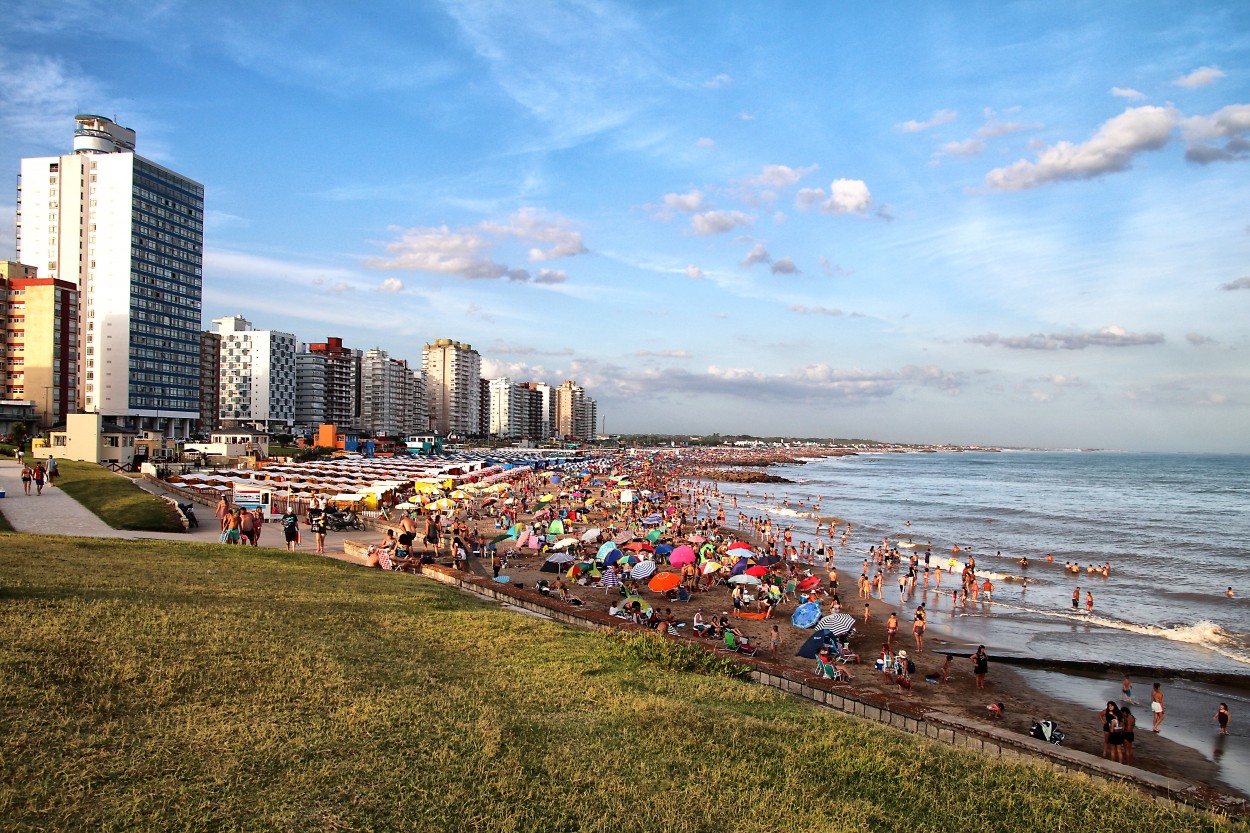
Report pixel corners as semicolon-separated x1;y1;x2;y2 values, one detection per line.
703;450;1250;793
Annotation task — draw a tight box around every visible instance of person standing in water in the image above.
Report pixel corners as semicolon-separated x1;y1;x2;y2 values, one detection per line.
1121;673;1135;704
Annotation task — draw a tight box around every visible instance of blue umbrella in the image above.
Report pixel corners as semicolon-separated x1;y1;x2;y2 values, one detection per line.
791;601;822;628
655;544;674;556
493;575;511;584
597;541;618;562
731;557;748;576
796;630;831;659
602;550;623;567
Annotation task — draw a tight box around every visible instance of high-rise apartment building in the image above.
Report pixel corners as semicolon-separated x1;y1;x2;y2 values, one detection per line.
488;377;527;438
17;115;204;438
307;336;361;430
555;380;597;440
422;339;480;437
517;381;554;439
197;330;221;434
410;368;428;433
295;348;328;432
212;316;296;432
0;261;78;427
361;348;420;438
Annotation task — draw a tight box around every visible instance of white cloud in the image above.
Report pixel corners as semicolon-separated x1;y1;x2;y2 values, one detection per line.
790;304;842;316
741;243;771;267
738;111;755;121
662;190;704;213
0;53;112;150
742;164;817;191
1182;104;1250;164
825;179;873;213
968;325;1165;350
481;207;588;262
376;278;404;293
976;121;1035;138
702;73;733;89
695;137;715;148
636;349;691;358
534;269;567;284
1110;86;1146;100
1173;66;1225;88
690;209;753;236
366;208;586;282
898;109;957;133
939;139;986;157
771;257;799;275
795;188;825;210
685;264;705;280
1185;333;1215;346
985;106;1177;190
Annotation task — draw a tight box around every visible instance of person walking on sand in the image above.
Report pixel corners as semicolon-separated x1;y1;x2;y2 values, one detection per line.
769;625;781;657
912;607;926;652
885;612;898;647
1151;682;1165;732
1215;703;1230;735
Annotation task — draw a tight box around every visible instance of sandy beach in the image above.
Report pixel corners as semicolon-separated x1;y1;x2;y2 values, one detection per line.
386;451;1237;800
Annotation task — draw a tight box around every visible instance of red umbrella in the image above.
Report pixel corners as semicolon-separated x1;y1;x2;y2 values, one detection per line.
648;572;681;593
797;576;823;591
745;565;769;578
727;541;752;551
623;541;654;553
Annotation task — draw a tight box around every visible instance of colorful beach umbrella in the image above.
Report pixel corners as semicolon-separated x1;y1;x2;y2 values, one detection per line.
596;541;618;561
727;541;752;551
548;519;565;535
797;576;823;591
669;545;696;568
700;561;722;575
791;602;822;628
744;565;769;578
647;572;681;593
618;594;651;613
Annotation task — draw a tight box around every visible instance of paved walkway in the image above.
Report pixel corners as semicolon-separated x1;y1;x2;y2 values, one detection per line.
0;457;365;561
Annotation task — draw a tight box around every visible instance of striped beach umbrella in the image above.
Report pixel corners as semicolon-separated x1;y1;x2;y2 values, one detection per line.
600;568;621;588
814;613;857;637
630;561;657;580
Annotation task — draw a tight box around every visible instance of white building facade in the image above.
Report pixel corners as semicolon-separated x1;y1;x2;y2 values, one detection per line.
361;348;421;438
423;338;480;437
487;377;527;438
17;115;204;438
212;316;297;432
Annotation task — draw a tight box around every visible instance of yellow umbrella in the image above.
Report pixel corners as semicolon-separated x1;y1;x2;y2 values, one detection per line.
430;498;455;511
450;490;470;500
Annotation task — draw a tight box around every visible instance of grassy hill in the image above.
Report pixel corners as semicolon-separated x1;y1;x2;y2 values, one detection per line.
0;534;1230;832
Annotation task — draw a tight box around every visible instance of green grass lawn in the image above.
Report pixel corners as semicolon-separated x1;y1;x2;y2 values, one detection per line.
0;535;1232;833
51;459;184;532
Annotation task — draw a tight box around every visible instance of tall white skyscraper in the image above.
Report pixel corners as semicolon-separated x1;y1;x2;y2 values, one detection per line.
361;348;420;438
212;316;297;432
16;115;204;438
488;377;527;438
422;338;480;437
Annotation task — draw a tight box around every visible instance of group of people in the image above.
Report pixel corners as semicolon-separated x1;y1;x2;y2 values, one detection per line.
18;454;57;496
214;498;265;547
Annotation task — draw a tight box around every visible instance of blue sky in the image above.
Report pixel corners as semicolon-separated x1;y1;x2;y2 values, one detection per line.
2;1;1248;451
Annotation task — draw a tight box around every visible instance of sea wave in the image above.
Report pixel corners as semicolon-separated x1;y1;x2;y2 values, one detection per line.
987;602;1250;667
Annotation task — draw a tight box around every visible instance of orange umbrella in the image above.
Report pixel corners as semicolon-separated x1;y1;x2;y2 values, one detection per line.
648;572;681;593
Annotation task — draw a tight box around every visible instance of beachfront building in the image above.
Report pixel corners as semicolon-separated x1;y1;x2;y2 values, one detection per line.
197;330;221;435
0;261;79;428
294;348;327;434
360;348;421;438
423;338;480;437
17;114;204;439
212;316;297;432
487;377;528;439
306;336;361;431
555;380;597;440
410;368;428;433
517;381;555;440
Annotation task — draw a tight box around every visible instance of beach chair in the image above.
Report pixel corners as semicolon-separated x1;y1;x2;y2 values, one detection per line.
782;578;797;603
722;631;757;656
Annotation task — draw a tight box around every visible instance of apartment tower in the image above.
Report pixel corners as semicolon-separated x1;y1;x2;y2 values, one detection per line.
17;115;204;438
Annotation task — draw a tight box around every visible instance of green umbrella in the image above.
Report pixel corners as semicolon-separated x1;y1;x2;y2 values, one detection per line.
548;519;565;535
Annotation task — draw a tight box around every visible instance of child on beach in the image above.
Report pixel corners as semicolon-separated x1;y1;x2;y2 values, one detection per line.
1215;703;1230;735
770;625;780;657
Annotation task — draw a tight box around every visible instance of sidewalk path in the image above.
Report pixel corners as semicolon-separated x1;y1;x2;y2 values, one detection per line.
0;457;366;562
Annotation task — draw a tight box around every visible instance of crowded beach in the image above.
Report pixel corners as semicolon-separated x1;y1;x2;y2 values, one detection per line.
315;445;1233;795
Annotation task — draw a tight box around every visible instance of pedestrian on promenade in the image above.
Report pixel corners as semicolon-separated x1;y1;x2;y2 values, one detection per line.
33;463;45;496
21;462;33;495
